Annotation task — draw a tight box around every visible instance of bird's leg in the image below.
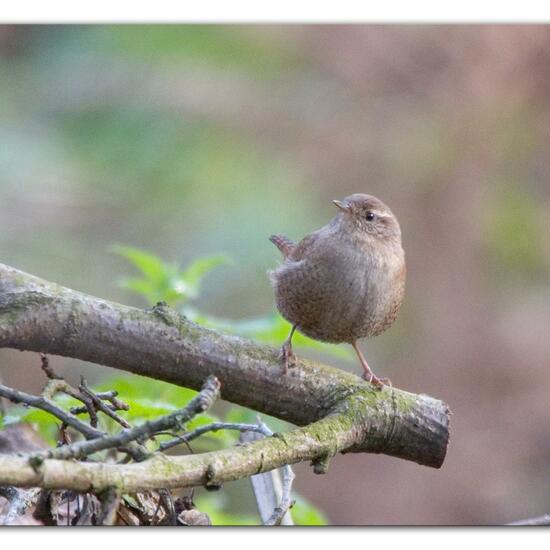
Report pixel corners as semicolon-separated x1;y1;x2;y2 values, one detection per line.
351;342;392;389
279;325;297;373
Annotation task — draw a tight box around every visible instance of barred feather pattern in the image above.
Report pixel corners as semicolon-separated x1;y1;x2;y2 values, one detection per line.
269;234;295;259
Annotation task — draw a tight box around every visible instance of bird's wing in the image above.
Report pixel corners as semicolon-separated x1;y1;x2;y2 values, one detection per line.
269;234;296;259
290;232;320;261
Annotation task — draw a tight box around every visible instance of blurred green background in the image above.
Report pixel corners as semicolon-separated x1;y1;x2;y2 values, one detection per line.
1;24;550;525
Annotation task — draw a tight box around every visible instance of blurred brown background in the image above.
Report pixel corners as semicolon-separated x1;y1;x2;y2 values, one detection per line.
1;24;549;525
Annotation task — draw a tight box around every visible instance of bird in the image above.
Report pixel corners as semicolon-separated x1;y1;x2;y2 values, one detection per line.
269;193;406;388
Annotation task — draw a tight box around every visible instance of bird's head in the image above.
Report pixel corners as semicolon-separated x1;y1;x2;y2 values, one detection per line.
332;194;402;242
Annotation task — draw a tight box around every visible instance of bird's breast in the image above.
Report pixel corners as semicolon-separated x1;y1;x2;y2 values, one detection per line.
272;242;405;343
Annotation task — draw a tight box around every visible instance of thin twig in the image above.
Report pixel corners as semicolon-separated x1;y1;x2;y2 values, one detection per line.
100;392;129;412
155;432;195;454
150;494;164;526
42;378;99;429
264;464;295;526
39;359;130;431
248;419;295;526
159;421;269;452
40;354;61;380
39;356;99;428
79;377;131;429
158;489;176;526
96;487;121;526
163;417;296;526
70;391;128;418
31;376;221;462
0;384;104;440
0;375;147;465
73;492;99;526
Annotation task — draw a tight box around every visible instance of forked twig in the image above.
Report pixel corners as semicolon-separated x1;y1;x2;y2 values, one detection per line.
30;376;221;462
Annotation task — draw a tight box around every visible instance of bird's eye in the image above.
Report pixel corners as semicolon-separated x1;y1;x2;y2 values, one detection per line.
365;211;375;222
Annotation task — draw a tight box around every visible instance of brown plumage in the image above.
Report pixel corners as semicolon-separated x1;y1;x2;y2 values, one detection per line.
269;193;406;388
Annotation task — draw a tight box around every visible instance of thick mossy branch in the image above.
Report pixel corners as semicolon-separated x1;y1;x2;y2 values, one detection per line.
0;262;450;488
0;413;359;491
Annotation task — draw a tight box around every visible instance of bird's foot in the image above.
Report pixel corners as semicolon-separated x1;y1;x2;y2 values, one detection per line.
279;342;297;373
362;371;392;390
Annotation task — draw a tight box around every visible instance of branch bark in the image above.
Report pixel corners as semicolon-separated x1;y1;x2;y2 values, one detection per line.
0;262;451;491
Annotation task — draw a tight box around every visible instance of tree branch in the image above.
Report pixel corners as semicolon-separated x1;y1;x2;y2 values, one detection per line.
0;262;450;492
241;420;295;526
159;421;271;452
30;375;219;462
97;487;121;526
264;464;295;526
0;411;366;491
0;383;104;440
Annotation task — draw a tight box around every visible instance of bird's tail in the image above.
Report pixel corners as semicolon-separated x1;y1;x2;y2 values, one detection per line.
269;234;295;258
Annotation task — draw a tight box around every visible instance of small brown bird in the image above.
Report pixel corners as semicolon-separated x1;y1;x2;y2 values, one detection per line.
269;193;406;388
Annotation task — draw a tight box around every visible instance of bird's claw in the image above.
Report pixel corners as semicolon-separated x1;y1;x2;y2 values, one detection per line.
279;343;297;373
362;372;392;390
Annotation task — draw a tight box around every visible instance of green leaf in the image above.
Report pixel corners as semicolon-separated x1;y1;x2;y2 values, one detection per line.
184;308;354;361
117;277;157;299
179;255;232;299
4;393;82;445
112;246;351;360
118;398;179;422
194;490;328;525
110;245;168;282
290;495;329;526
194;493;258;526
112;246;230;307
223;406;258;425
92;374;233;450
94;375;199;409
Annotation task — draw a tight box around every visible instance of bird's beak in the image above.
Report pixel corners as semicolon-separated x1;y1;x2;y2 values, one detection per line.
332;199;351;213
